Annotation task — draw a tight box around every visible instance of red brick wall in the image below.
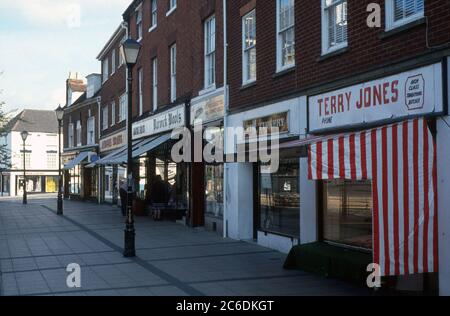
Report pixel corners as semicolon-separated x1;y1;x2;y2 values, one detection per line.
228;0;450;110
99;29;127;138
63;101;98;149
126;0;224;118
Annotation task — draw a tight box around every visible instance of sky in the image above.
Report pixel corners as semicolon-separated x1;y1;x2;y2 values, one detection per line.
0;0;131;114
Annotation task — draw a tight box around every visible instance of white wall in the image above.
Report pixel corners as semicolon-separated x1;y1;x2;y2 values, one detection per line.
11;131;59;170
6;131;60;196
224;96;307;249
225;163;254;240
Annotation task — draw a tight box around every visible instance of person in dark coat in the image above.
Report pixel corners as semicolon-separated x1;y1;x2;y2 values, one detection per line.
119;181;127;216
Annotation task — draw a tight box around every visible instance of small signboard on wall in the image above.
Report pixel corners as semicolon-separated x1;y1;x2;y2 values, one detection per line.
244;112;289;135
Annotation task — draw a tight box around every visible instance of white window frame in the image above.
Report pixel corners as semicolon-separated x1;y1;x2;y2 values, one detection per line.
276;0;295;72
102;106;109;131
111;101;116;126
111;49;116;74
87;117;95;145
385;0;425;31
321;0;348;55
170;44;177;102
47;152;57;169
167;0;177;16
68;123;74;148
152;58;158;111
76;120;82;147
138;68;143;116
204;15;216;89
150;0;158;32
102;58;109;83
119;94;127;122
136;5;143;41
242;10;257;85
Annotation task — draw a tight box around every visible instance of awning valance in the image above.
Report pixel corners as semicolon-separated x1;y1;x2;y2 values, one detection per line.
64;152;91;170
307;118;438;277
92;134;173;166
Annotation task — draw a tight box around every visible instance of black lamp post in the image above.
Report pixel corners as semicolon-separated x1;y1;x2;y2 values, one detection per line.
120;38;141;258
55;105;64;215
20;130;29;205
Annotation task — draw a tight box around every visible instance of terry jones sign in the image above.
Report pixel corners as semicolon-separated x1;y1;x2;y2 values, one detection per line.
308;63;443;133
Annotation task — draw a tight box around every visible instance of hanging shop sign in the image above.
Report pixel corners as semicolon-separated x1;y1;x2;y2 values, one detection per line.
132;104;185;140
243;112;289;135
308;63;444;133
191;94;225;125
100;130;127;153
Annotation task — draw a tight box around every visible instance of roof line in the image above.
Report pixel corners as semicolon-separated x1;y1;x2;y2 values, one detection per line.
97;24;126;61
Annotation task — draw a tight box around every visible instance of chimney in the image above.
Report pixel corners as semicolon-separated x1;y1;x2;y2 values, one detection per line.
86;74;102;99
66;72;87;106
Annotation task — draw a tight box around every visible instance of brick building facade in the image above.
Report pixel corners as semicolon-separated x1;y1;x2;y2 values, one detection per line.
225;0;450;295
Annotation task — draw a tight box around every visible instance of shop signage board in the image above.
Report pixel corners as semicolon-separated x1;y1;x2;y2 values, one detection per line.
132;104;185;140
308;63;444;133
243;112;289;135
191;94;225;125
100;130;127;153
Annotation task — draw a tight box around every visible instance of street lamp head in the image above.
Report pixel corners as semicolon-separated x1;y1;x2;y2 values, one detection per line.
120;38;142;66
55;104;64;122
21;130;29;142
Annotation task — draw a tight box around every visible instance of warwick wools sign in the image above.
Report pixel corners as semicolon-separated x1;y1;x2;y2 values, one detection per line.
308;63;443;133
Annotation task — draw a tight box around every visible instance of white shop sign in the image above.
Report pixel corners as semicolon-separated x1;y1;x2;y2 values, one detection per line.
309;63;444;133
132;105;185;140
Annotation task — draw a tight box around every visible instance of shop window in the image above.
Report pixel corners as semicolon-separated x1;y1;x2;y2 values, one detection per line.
138;157;148;200
69;165;81;195
322;180;373;250
205;164;224;218
259;159;300;237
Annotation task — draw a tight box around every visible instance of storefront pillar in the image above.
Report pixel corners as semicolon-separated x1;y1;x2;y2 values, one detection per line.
299;158;318;245
224;163;254;240
112;165;118;205
189;162;205;227
437;116;450;296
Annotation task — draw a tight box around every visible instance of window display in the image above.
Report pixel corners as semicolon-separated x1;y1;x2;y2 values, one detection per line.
322;180;373;250
259;159;300;237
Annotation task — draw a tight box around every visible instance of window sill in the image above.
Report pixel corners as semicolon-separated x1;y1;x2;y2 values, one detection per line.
380;17;426;40
148;25;157;33
272;66;295;79
317;46;350;62
166;6;177;17
241;81;257;90
199;84;217;96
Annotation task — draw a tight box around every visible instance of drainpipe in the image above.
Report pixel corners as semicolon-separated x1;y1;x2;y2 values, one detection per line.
222;0;229;239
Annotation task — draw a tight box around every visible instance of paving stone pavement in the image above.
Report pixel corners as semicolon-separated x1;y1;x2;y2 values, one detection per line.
0;195;371;296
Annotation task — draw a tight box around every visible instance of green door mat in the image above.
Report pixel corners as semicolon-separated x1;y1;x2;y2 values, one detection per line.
284;242;372;286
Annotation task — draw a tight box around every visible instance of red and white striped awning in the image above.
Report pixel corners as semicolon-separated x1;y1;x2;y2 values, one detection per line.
308;118;438;277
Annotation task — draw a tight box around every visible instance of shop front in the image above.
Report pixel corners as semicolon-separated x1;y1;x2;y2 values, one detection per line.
291;61;446;291
130;104;188;221
63;150;98;201
191;90;225;234
225;96;306;253
97;129;127;205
